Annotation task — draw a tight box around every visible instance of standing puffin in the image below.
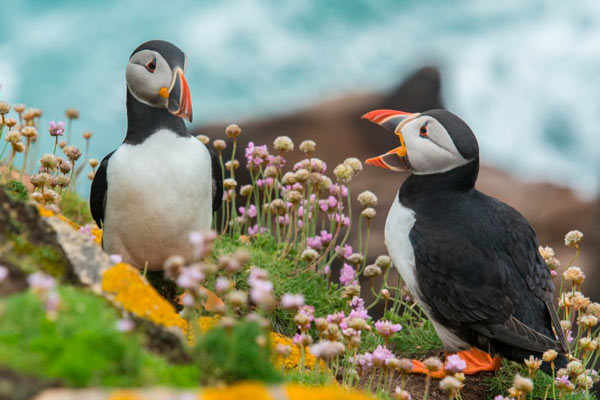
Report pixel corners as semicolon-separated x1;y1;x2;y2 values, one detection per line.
363;109;568;373
90;40;222;270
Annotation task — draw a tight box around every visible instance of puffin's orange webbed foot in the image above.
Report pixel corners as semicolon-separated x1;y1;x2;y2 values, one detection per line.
409;348;501;378
455;348;502;374
177;286;224;313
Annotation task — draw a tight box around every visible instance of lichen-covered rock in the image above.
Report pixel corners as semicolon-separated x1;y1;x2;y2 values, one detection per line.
0;185;75;293
32;383;376;400
44;217;110;292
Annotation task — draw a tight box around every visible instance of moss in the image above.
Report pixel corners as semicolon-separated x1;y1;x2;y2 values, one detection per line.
0;286;201;387
5;180;28;202
6;233;67;277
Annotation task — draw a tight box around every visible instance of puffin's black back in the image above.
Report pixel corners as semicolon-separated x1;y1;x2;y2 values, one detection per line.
399;159;567;370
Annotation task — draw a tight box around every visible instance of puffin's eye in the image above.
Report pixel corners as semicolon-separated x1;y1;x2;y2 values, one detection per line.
145;57;157;73
419;123;428;137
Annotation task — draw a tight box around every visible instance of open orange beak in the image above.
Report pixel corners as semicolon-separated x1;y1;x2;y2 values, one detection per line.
362;109;419;171
167;67;193;122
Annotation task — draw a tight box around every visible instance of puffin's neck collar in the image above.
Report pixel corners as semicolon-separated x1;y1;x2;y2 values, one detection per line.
124;89;188;145
400;157;479;202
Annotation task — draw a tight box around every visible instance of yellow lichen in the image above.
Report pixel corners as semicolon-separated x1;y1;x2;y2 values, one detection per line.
102;263;186;331
202;382;271;400
38;205;102;245
107;390;145;400
285;384;374;400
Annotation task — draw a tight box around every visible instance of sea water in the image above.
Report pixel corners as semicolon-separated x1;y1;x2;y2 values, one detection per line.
0;0;598;196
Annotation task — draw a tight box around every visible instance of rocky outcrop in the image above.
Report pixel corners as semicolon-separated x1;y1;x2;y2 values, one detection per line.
0;186;76;295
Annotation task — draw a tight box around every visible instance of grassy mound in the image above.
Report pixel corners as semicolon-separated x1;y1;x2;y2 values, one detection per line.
0;286;201;387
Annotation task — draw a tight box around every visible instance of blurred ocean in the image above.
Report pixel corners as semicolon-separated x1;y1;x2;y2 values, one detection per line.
0;0;599;195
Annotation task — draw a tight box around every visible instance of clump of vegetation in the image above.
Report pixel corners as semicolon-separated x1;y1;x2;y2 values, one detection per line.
0;285;201;387
194;321;283;384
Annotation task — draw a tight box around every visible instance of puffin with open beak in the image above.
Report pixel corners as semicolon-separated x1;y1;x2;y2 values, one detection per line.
90;40;223;270
363;109;568;375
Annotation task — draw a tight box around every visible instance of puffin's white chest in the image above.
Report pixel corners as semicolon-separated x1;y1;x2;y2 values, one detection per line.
385;192;419;298
385;192;470;351
103;129;212;269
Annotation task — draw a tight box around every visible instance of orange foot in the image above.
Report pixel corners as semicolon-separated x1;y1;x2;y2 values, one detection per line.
177;286;225;313
411;348;502;378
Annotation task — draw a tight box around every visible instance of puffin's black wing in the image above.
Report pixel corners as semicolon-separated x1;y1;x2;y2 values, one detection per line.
209;149;223;212
90;150;115;229
410;191;567;355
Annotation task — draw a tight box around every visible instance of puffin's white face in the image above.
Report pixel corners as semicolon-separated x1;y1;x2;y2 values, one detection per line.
363;109;478;175
126;50;173;107
126;48;192;121
400;115;469;175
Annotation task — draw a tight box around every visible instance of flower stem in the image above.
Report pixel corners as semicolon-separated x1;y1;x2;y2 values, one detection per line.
19;138;31;181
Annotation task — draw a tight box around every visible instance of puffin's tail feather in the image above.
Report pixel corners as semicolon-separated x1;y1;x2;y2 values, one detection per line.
477;316;564;354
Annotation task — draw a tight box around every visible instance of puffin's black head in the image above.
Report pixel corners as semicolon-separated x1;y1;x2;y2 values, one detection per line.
126;40;193;122
362;109;479;175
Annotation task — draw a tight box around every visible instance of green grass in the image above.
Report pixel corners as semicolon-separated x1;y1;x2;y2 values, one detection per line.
214;234;346;337
381;308;443;358
60;191;93;226
0;286;201;387
285;369;335;386
193;320;283;385
482;359;596;400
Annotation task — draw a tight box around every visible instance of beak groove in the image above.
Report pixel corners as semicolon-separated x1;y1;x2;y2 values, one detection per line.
167;68;193;122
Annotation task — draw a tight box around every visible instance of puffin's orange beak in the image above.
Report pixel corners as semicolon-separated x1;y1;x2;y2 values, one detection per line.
167;67;193;122
361;109;419;171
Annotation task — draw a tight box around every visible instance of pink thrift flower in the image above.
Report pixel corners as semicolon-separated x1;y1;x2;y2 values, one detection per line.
372;345;394;367
318;199;329;212
281;293;305;309
248;224;259;235
306;236;323;250
350;296;365;310
27;272;55;291
348;307;368;321
375;319;403;338
215;277;230;294
181;293;195;307
335;244;353;259
109;254;123;264
45;291;60;313
176;266;205;289
48;120;65;136
293;333;303;347
334;213;350;226
339;263;356;286
298;305;315;320
116;318;135;332
0;265;8;282
79;224;96;239
327;311;345;324
444;354;466;373
319;230;333;244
